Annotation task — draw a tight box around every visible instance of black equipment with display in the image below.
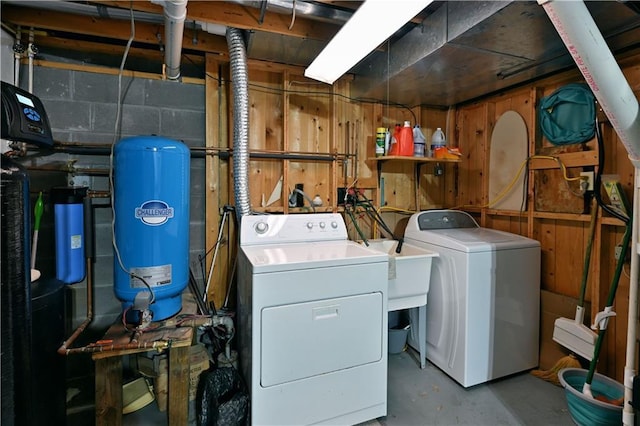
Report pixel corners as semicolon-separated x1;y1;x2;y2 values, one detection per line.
1;81;53;147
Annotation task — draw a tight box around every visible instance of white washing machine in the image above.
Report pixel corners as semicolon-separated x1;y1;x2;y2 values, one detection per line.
404;210;540;388
237;213;389;425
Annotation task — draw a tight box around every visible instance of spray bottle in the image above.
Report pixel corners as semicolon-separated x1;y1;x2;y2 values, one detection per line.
388;124;402;156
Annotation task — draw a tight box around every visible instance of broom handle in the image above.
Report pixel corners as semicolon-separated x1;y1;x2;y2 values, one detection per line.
578;197;598;308
586;221;633;387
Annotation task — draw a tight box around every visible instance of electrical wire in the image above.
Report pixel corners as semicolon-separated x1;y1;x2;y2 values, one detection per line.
451;154;588;211
289;188;316;212
288;0;297;30
378;206;416;214
183;52;434;115
372;206;415;237
204;71;420;121
108;3;156;304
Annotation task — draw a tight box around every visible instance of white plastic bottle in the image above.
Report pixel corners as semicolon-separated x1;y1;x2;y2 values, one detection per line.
413;125;426;157
430;127;446;157
384;130;391;155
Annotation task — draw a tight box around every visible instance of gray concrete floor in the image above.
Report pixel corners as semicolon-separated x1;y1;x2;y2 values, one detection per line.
121;348;574;425
380;349;573;425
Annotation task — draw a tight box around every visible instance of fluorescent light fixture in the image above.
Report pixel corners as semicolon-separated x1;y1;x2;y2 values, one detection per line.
304;0;434;85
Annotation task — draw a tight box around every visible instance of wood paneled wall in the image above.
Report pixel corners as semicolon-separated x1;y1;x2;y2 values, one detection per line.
206;50;640;381
453;53;639;380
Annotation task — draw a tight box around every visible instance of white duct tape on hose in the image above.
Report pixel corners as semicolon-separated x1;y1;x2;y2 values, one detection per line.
538;0;640;168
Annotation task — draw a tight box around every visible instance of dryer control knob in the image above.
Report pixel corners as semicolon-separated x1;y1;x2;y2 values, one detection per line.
331;221;338;229
306;222;314;229
255;221;269;234
319;222;326;229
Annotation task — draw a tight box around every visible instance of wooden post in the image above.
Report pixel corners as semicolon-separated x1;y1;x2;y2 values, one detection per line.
168;345;190;425
95;357;123;426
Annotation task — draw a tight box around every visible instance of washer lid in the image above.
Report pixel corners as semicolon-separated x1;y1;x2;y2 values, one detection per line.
406;227;540;252
241;240;388;273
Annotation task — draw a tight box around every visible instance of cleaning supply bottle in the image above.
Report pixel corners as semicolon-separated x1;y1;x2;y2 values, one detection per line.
375;127;386;157
413;125;426;157
395;121;414;156
431;127;446;157
384;129;391;155
388;123;402;156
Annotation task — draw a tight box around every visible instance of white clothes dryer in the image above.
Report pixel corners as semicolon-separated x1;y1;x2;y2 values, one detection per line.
237;213;388;425
404;210;540;388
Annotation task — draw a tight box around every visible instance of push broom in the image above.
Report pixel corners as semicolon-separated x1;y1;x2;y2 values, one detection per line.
552;197;599;361
581;176;632;399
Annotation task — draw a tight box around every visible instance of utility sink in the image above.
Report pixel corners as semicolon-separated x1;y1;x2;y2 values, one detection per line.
364;239;438;311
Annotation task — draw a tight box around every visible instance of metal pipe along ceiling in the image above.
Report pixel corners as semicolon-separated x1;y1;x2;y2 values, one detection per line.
152;0;188;80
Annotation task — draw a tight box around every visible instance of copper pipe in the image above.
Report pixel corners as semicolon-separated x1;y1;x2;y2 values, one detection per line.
87;190;110;198
57;257;93;355
58;194;96;356
62;340;169;355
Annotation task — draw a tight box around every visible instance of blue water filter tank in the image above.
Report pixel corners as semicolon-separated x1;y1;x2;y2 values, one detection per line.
113;136;190;320
51;187;87;284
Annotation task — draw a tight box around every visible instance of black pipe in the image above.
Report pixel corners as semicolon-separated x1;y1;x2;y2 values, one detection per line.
217;151;337;162
43;143;341;162
356;191;405;253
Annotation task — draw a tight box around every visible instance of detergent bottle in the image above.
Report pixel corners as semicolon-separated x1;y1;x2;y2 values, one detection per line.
396;121;414;156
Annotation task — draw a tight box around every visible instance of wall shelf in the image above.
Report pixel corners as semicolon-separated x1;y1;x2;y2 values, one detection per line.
369;156;462;164
370;156;461;211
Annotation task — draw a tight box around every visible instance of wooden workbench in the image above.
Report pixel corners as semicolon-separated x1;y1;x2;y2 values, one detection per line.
92;297;197;425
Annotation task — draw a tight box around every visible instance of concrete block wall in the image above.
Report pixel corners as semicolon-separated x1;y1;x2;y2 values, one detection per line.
22;65;207;328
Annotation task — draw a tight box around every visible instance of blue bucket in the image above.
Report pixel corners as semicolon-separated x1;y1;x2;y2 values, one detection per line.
558;368;623;426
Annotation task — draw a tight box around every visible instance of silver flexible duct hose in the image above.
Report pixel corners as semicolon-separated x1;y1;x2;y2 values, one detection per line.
226;27;251;220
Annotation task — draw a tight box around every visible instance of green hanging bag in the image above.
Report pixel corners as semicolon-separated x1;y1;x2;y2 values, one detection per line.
539;83;596;145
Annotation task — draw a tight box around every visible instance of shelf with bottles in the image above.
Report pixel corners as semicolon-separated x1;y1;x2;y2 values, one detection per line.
369;155;461;164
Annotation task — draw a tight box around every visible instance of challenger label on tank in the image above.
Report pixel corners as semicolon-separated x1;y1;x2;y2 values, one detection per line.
130;265;172;288
135;200;174;226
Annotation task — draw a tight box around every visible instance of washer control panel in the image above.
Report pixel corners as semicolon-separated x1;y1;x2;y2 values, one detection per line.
241;213;347;245
416;210;479;230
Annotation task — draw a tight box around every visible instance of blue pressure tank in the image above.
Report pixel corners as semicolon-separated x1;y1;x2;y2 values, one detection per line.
113;136;190;321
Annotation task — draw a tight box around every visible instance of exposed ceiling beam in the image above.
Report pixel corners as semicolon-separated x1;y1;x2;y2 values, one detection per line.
1;5;229;57
88;0;341;41
34;35;205;68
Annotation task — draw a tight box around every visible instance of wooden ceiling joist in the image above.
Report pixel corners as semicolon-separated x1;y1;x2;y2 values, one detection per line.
1;5;229;57
34;35;205;68
88;0;341;41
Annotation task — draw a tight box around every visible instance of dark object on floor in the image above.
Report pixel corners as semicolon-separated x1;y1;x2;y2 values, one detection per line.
196;367;249;426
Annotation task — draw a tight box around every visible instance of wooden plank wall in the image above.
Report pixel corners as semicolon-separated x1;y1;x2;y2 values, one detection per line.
453;52;639;380
207;50;639;381
206;58;455;297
